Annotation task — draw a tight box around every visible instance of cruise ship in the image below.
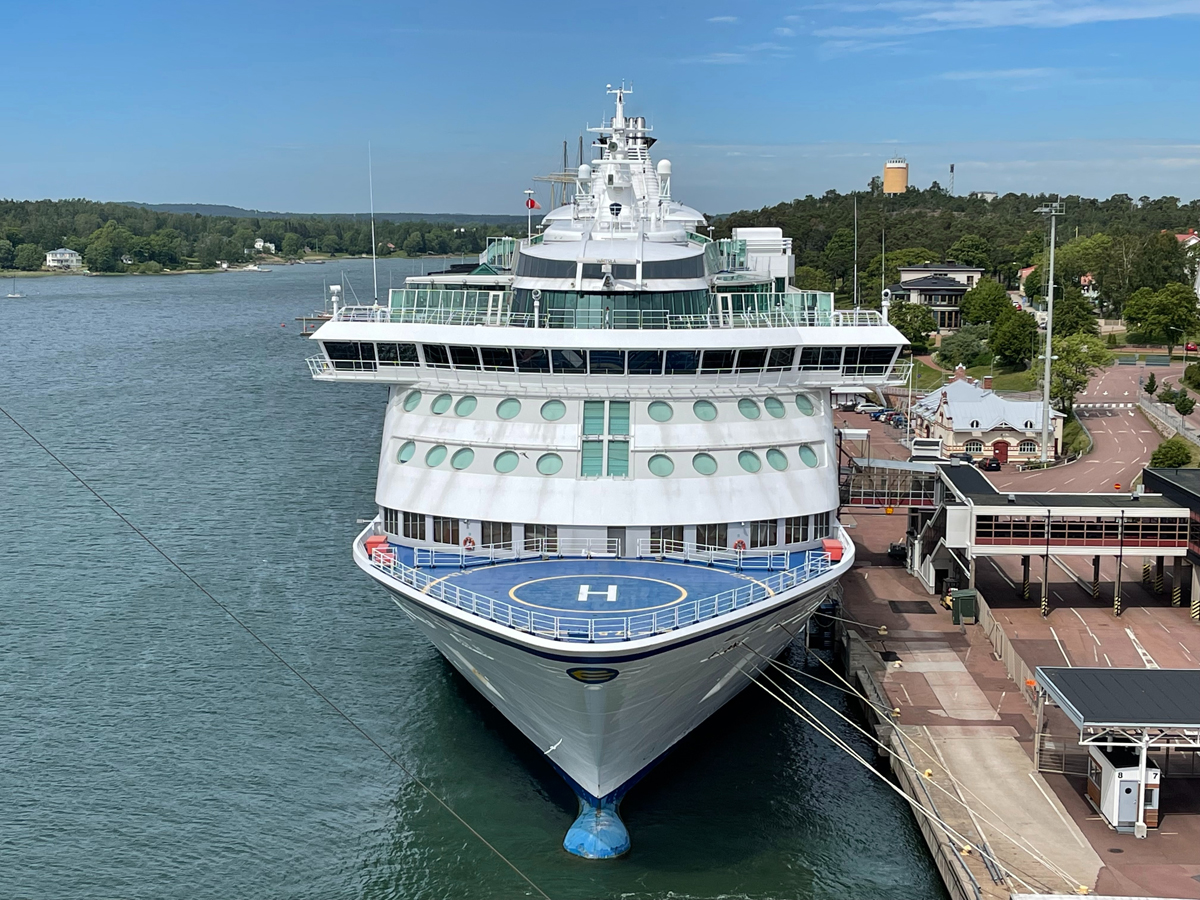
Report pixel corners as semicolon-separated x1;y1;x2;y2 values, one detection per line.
306;86;909;858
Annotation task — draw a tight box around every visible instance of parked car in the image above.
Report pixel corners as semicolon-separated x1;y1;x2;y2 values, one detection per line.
978;457;1001;471
890;416;908;429
951;452;974;463
856;403;884;414
887;542;908;562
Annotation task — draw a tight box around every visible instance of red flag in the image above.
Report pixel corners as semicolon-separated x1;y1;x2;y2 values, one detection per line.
525;197;541;210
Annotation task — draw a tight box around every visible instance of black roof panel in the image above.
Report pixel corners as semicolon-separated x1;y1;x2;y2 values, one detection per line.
1038;667;1200;728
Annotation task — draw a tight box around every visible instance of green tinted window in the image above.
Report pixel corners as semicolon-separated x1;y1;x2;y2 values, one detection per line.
692;452;718;475
693;400;717;421
537;452;563;475
608;401;630;435
493;450;519;473
454;396;477;416
648;401;673;422
799;444;819;467
541;399;566;421
581;441;604;476
738;399;761;420
403;390;422;411
582;401;605;435
795;394;815;416
497;398;521;419
764;397;786;418
738;450;762;473
607;440;629;476
766;448;788;470
397;441;416;463
431;394;453;415
451;448;475;469
425;445;448;466
648;454;674;476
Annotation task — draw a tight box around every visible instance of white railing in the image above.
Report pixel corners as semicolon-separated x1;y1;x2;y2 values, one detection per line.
328;302;888;332
635;538;789;571
414;537;619;569
367;544;837;643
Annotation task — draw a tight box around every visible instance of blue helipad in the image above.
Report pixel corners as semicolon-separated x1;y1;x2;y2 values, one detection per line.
432;558;762;614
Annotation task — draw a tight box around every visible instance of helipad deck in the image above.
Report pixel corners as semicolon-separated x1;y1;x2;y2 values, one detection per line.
363;541;839;642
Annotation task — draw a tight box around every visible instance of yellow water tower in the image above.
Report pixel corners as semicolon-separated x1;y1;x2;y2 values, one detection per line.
883;157;908;195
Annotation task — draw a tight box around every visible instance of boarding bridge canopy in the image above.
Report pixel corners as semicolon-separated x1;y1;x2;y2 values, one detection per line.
842;457;938;508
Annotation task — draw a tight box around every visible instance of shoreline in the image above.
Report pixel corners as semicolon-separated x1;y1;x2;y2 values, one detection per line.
0;252;474;279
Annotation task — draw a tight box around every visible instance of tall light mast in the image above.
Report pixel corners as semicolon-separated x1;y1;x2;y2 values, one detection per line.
1036;200;1064;464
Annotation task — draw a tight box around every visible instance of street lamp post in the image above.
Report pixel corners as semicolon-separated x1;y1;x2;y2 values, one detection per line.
1036;201;1065;464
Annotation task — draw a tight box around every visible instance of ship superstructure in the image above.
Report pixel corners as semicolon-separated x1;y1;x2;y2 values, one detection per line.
306;86;910;858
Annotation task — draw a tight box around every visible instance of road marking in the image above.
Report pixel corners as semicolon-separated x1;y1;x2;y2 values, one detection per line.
1028;772;1089;848
1050;627;1072;666
1071;608;1102;646
1104;653;1112;666
1125;627;1160;668
989;558;1015;588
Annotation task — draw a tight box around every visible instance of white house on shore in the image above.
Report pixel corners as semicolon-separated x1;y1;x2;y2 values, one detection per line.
884;262;985;331
45;247;83;270
911;366;1065;463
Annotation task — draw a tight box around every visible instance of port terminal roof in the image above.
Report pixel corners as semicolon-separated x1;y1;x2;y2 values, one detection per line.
1037;667;1200;732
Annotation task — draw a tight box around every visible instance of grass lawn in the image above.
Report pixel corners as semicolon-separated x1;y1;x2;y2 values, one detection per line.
912;359;943;391
965;364;1036;392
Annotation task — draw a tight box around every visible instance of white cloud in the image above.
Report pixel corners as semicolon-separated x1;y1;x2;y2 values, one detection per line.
774;26;796;36
707;15;739;23
812;0;1200;39
940;67;1058;80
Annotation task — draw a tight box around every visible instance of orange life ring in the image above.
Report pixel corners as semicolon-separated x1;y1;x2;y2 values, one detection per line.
462;536;476;551
733;539;747;551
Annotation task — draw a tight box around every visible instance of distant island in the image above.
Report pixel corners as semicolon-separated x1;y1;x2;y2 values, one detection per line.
0;198;529;274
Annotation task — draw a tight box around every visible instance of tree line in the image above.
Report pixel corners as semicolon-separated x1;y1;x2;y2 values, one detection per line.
0;198;527;273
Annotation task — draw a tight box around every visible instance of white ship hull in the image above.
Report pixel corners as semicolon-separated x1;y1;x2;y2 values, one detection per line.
355;535;853;802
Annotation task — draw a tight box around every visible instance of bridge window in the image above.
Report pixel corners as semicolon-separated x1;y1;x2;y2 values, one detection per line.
843;346;896;376
589;350;626;375
582;263;636;279
432;516;459;545
514;254;577;278
449;346;480;369
748;519;778;548
665;350;700;374
642;255;706;279
404;512;425;541
700;349;735;373
1019;440;1038;453
736;348;767;371
552;349;587;373
964;440;984;453
324;341;377;371
422;344;451;368
516;348;551;372
628;350;664;375
377;342;419;366
799;347;843;370
696;523;727;549
480;347;516;371
767;348;795;370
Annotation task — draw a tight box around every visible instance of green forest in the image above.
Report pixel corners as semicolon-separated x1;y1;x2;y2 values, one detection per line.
0;198;527;273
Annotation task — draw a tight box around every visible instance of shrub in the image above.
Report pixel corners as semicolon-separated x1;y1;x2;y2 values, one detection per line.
1185;363;1200;390
1150;436;1192;468
1145;372;1157;395
1177;393;1196;416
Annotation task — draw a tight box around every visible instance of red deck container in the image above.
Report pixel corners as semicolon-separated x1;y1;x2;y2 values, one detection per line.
821;538;843;562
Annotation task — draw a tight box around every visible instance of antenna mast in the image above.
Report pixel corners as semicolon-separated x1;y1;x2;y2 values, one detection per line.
853;195;859;308
1035;200;1065;465
369;143;379;303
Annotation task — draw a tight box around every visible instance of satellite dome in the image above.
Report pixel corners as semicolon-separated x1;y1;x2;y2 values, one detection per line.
656;159;672;177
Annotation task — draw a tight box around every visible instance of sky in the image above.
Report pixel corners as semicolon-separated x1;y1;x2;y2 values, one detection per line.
2;0;1199;215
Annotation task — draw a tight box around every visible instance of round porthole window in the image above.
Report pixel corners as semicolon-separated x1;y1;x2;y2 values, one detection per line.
799;444;819;467
738;398;761;420
451;448;475;470
454;395;477;416
764;396;786;419
397;441;416;464
738;450;762;473
431;393;453;415
497;398;521;419
403;390;422;411
541;399;566;421
648;401;674;422
766;448;788;471
648;454;674;477
692;452;718;475
795;394;815;416
493;450;519;473
425;444;448;466
693;400;717;421
536;452;563;475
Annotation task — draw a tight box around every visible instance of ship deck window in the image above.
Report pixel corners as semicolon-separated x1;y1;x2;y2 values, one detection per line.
700;350;734;373
449;345;480;369
767;347;795;370
736;348;767;371
650;524;684;545
665;350;700;374
432;516;459;545
844;346;895;376
799;347;843;370
589;350;626;375
514;255;577;278
607;441;629;476
377;342;419;366
324;341;377;371
628;350;664;375
422;344;451;368
580;441;603;476
749;519;777;548
581;263;636;279
515;348;551;372
785;516;809;543
551;349;586;374
642;256;705;279
696;523;727;549
609;402;631;435
481;521;512;547
583;401;606;435
480;347;516;371
404;511;426;541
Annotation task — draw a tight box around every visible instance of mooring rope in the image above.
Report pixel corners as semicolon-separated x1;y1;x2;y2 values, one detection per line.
0;404;553;900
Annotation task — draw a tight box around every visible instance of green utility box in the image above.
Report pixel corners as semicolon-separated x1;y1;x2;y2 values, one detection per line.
950;589;978;625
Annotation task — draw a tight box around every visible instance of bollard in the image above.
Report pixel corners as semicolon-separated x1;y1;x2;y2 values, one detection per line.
1022;555;1030;602
1155;556;1164;595
1092;556;1101;600
1173;557;1182;607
